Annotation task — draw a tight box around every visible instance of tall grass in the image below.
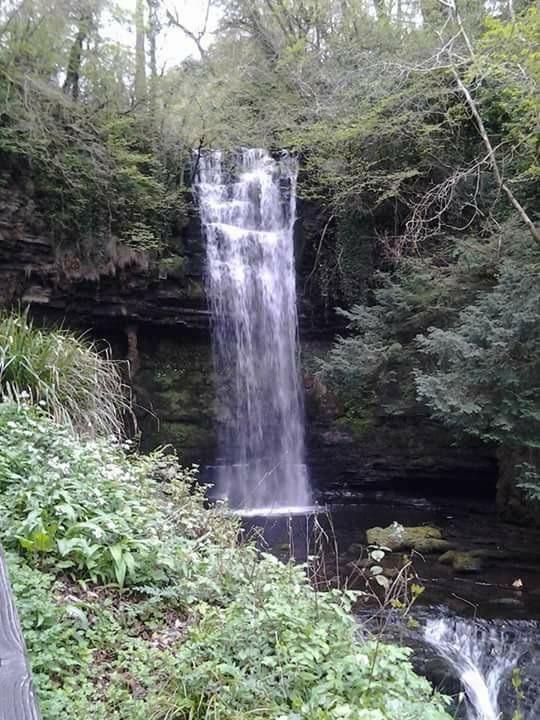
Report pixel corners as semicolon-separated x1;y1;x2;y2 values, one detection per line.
0;310;131;437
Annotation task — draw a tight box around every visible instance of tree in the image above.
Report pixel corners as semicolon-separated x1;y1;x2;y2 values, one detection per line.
415;230;540;448
442;3;539;243
166;0;214;60
63;2;100;100
0;0;188;254
146;0;160;124
134;0;147;109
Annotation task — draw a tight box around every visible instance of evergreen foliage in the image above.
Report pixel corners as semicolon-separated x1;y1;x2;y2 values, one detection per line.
415;253;540;448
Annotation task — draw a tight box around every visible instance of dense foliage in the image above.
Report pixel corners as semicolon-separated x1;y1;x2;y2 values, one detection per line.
415;248;540;448
0;0;187;255
0;1;538;714
1;400;452;719
2;2;537;256
322;222;539;432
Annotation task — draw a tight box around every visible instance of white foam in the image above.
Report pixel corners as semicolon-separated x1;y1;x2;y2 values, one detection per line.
232;505;323;518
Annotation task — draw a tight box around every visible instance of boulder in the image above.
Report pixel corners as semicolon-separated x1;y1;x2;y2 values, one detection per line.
366;522;451;554
438;550;483;573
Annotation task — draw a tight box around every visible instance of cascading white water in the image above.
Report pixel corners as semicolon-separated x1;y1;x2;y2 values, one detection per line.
424;617;526;720
195;148;310;512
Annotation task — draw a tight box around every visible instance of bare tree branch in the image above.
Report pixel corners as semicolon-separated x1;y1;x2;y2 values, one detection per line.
166;1;213;61
438;0;540;244
450;69;539;245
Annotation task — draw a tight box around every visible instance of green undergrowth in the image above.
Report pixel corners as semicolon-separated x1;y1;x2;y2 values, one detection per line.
1;401;452;720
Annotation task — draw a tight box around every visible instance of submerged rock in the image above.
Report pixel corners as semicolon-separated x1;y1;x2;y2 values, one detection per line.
366;522;451;553
488;597;523;608
438;550;483;573
347;542;365;557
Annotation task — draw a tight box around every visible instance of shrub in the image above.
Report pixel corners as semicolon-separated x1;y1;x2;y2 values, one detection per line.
0;401;237;588
171;554;452;720
0;310;130;437
415;257;540;447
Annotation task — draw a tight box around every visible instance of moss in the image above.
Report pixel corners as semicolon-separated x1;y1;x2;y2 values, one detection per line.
366;522;452;554
335;403;378;438
152;389;193;418
141;420;214;465
182;279;204;300
137;338;216;462
438;551;483;573
158;255;186;279
159;420;209;447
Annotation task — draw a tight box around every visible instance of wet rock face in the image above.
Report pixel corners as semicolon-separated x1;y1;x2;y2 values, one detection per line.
135;333;216;467
0;181;53;306
301;342;499;502
0;176;335;335
0;177;530;524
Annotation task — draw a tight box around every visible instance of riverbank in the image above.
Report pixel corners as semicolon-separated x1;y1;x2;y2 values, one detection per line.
253;492;540;619
0;401;452;720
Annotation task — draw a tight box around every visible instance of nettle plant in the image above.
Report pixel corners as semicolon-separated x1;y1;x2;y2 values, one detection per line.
167;554;452;720
0;401;236;588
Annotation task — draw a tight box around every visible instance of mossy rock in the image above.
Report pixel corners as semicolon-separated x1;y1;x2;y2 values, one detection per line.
366;522;451;554
438;550;483;573
413;538;453;554
142;420;214;464
339;415;374;438
152;389;192;417
158;255;186;280
160;421;210;449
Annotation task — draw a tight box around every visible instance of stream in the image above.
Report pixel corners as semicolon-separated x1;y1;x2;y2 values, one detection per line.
237;491;540;720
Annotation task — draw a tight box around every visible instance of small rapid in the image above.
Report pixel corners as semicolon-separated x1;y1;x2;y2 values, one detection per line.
424;615;540;720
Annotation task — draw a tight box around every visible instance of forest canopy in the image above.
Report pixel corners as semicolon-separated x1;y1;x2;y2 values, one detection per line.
1;1;537;248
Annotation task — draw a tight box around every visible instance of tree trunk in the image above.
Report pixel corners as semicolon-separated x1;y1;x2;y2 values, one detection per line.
451;71;539;244
146;0;159;125
373;0;387;20
63;15;90;101
135;0;147;111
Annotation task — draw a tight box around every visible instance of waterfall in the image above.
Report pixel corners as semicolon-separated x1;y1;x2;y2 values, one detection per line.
424;616;536;720
195;148;311;512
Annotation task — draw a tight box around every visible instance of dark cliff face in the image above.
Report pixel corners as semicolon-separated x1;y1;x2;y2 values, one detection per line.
0;178;211;331
126;329;498;501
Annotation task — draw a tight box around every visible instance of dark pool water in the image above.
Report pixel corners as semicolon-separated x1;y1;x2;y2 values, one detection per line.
242;490;540;619
240;490;540;719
